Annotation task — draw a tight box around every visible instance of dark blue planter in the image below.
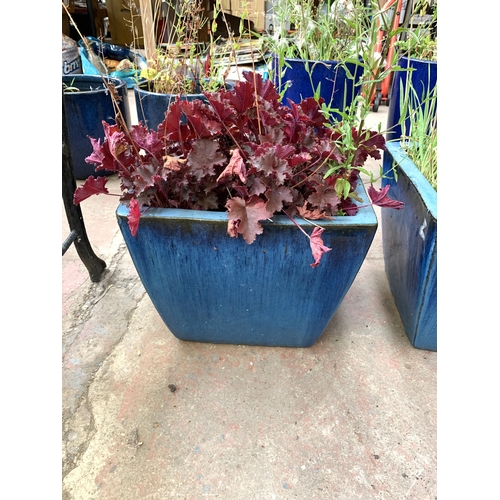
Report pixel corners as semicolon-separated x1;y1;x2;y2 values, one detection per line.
63;75;130;180
116;183;377;347
134;82;234;131
271;55;363;119
381;142;437;351
134;86;204;131
386;56;437;142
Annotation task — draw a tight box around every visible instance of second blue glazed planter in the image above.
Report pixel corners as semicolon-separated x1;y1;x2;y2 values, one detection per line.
134;85;206;131
116;183;377;347
134;82;234;131
381;142;437;351
386;56;437;142
271;55;363;120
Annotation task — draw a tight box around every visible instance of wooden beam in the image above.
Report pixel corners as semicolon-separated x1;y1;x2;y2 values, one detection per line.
138;0;156;60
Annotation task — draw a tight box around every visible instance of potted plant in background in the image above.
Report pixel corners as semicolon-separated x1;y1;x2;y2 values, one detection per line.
62;74;130;180
382;77;437;351
135;0;237;130
73;70;404;347
386;0;437;141
266;0;368;117
61;4;132;180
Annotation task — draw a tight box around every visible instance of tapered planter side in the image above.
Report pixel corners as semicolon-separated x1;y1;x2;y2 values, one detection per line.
381;142;437;351
116;183;378;347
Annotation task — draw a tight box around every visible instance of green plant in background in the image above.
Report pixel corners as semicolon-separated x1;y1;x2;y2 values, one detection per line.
316;0;409;185
396;0;437;61
270;0;369;62
139;0;208;94
138;0;243;94
63;79;80;93
397;78;437;189
265;0;376;107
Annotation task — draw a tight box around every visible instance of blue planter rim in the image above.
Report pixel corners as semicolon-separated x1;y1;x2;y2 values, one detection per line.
134;80;234;98
116;205;378;227
63;74;126;95
385;141;437;219
399;55;438;66
134;86;204;100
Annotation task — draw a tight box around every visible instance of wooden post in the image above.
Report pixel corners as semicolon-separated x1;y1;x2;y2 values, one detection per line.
139;0;156;61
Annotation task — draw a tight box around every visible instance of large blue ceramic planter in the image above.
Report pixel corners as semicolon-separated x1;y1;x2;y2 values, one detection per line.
63;75;130;179
271;55;363;119
381;142;437;351
386;56;437;142
116;183;377;347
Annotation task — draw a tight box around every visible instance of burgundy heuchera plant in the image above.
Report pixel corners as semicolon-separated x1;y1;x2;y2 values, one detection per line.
74;72;403;266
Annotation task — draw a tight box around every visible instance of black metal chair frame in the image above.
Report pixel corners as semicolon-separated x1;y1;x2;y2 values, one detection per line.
62;90;106;282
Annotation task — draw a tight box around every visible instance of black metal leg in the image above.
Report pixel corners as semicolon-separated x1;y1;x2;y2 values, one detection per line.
62;90;106;282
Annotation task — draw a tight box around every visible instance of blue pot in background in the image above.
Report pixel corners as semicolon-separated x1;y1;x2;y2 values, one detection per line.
381;141;437;351
134;81;234;131
134;85;205;131
116;182;377;347
271;55;363;119
63;74;130;180
386;56;437;142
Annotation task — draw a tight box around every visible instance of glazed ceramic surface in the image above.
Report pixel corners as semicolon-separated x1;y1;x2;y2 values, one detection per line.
382;142;437;351
386;56;437;142
271;55;362;120
134;86;206;131
117;184;377;347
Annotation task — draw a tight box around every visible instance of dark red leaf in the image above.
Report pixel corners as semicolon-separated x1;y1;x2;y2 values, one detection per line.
252;146;289;183
217;148;247;183
129;123;164;156
157;98;191;142
188;139;226;180
73;176;109;205
226;196;273;244
352;129;386;167
264;183;293;213
308;185;340;212
298;97;327;128
227;79;256;114
368;184;404;209
309;227;332;267
242;71;280;104
297;204;332;220
127;198;141;236
182;100;223;138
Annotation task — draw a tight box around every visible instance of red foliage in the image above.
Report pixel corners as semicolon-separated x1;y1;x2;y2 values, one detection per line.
309;227;332;268
73;176;109;205
368;184;405;210
74;72;401;265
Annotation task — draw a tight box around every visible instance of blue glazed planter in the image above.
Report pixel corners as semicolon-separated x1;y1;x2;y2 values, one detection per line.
63;75;130;179
381;142;437;351
134;85;205;131
386;56;437;142
116;183;377;347
271;55;363;120
134;81;234;131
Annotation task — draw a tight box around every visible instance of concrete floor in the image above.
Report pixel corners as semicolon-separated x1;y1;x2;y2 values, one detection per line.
62;90;437;500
